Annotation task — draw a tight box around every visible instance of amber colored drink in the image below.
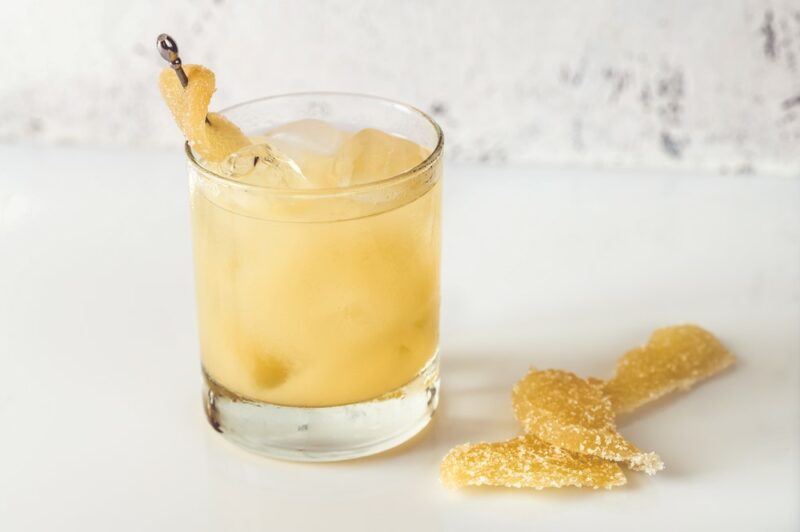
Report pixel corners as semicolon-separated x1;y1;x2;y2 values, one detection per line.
191;166;441;407
186;93;442;460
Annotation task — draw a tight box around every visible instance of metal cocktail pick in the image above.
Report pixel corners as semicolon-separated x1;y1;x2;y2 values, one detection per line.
156;34;188;87
157;33;211;124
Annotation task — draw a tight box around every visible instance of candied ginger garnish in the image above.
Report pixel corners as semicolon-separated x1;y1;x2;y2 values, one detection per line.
512;369;664;475
603;324;735;413
440;435;626;490
158;65;250;162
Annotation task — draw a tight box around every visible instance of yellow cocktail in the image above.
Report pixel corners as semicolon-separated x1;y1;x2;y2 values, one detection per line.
176;91;443;459
191;124;441;407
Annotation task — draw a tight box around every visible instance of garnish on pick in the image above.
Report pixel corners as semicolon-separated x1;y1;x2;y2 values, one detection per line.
156;34;249;162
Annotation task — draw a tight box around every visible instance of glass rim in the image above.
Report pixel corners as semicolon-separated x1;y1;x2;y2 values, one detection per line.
185;91;444;198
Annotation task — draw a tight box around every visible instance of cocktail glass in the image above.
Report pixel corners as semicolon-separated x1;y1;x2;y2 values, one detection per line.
188;93;443;461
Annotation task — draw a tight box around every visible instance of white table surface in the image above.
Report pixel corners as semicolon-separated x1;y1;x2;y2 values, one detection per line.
1;145;798;532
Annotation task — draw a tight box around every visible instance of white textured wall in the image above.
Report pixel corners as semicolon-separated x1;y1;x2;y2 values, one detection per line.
0;0;798;175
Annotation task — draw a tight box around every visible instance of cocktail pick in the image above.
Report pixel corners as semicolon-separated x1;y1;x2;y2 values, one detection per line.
156;34;189;88
157;34;210;124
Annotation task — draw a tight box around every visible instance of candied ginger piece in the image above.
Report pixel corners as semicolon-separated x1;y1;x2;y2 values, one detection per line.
604;324;735;414
203;113;251;162
333;128;429;186
158;65;213;135
158;65;250;162
512;369;664;475
440;435;626;490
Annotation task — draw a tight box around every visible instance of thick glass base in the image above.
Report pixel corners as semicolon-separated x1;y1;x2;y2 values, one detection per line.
203;353;440;461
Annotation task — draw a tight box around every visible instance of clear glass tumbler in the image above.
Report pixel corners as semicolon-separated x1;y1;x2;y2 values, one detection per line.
187;93;443;461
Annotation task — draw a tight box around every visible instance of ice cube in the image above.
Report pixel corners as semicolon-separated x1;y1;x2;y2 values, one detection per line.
264;119;352;187
221;143;311;188
266;119;350;157
333;128;429;186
